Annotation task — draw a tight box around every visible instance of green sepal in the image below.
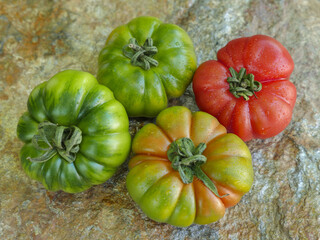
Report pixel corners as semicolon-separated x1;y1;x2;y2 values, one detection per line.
167;137;228;198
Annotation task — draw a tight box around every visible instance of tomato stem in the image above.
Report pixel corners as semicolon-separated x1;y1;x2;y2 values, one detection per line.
227;67;262;100
167;137;228;198
27;121;82;163
122;38;158;70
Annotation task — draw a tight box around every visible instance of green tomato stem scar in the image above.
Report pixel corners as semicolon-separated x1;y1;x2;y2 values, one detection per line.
167;137;228;198
27;121;82;163
227;67;262;100
122;37;158;70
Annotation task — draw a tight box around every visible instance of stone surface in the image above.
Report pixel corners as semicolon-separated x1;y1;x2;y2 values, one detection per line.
1;0;320;239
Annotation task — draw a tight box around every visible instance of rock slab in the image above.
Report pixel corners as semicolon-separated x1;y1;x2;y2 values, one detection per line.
0;0;319;239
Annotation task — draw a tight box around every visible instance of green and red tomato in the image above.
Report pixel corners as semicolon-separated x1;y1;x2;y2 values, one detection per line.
126;106;254;227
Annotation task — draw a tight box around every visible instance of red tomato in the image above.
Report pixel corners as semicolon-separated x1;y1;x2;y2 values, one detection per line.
193;35;296;141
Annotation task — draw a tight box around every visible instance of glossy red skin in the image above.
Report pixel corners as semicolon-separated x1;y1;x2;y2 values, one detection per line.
193;35;297;141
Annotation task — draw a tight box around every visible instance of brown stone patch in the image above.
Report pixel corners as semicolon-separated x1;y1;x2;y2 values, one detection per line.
0;93;9;100
1;60;21;86
0;1;71;59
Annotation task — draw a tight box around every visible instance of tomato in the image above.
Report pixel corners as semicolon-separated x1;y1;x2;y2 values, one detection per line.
17;70;131;193
126;106;253;227
193;35;296;141
97;16;197;117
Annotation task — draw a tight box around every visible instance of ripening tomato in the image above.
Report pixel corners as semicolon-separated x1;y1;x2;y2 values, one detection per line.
193;35;296;141
126;106;253;227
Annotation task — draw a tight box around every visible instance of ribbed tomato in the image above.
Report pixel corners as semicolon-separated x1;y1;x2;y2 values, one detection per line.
126;106;253;227
98;16;197;117
193;35;296;141
17;70;131;193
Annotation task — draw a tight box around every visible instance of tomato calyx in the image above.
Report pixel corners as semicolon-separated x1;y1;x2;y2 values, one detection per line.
167;137;228;198
122;37;158;70
227;67;262;100
27;121;82;163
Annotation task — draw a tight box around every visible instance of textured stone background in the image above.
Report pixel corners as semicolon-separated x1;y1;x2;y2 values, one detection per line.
1;0;319;239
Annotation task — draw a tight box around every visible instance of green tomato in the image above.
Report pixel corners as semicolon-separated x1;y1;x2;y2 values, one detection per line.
17;70;131;193
97;16;197;117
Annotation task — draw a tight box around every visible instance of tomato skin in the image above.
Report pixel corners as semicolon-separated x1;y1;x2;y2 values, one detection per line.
17;70;131;193
126;106;253;227
193;35;296;141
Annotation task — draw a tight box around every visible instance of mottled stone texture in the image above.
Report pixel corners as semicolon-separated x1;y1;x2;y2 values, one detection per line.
0;0;319;239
